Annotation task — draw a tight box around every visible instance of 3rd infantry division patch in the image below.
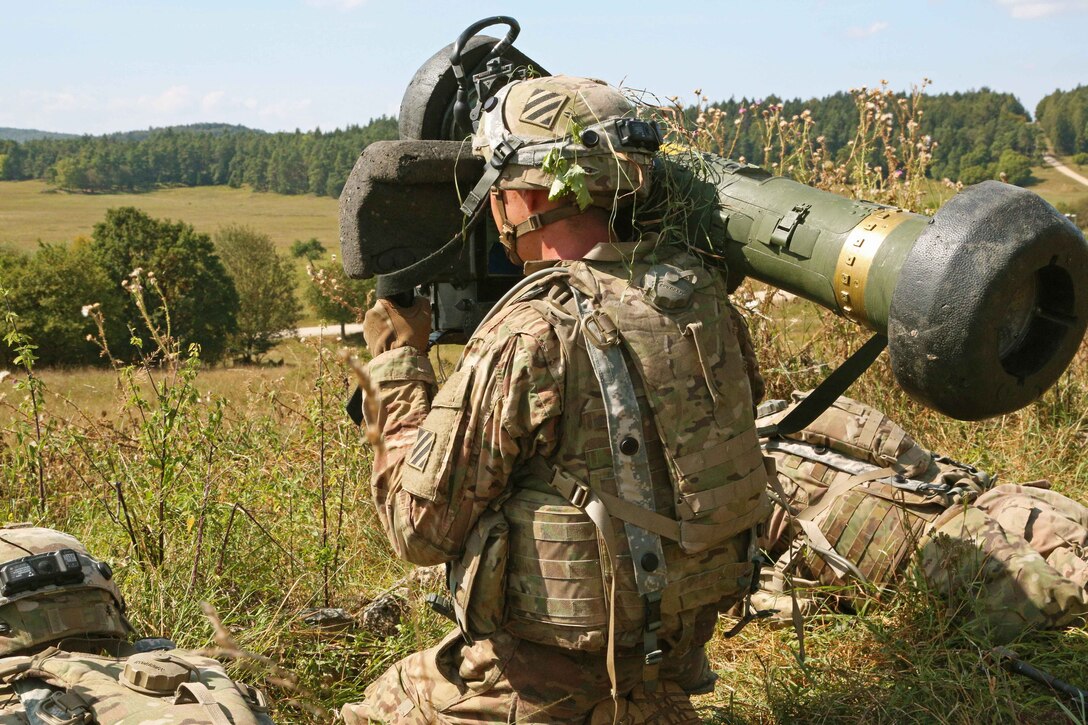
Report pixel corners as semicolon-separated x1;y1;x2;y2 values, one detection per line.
407;428;437;471
519;88;570;130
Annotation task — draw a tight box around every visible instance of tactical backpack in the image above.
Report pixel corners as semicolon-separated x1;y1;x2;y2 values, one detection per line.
757;393;991;595
0;645;274;725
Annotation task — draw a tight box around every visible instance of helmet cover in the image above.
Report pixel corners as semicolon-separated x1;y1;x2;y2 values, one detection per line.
0;524;130;655
472;75;656;205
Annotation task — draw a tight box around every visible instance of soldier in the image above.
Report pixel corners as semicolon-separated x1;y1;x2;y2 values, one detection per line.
343;75;772;723
754;394;1088;641
0;523;274;724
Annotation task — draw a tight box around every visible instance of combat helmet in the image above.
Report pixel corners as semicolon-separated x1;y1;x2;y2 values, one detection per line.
0;524;130;655
471;75;661;260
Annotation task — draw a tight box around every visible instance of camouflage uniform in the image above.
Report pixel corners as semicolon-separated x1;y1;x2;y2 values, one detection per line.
755;395;1088;641
0;525;274;724
348;241;770;724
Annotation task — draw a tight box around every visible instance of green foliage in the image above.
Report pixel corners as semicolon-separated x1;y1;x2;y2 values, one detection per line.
1072;152;1088;166
91;207;239;363
291;237;327;261
541;147;592;209
304;257;373;332
215;225;303;363
689;87;1036;185
1037;86;1088;155
0;243;124;366
997;149;1033;185
0;119;398;197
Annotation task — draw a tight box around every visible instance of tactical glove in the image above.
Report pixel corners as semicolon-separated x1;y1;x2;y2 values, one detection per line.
362;297;431;356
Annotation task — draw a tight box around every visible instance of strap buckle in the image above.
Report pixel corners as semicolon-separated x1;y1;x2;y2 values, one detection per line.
644;649;664;666
490;136;523;168
522;213;544;233
35;690;91;725
568;479;591;509
582;308;619;348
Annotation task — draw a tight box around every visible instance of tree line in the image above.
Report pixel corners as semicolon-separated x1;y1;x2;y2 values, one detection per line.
0;118;397;197
0;86;1065;196
1036;86;1088;159
703;87;1039;186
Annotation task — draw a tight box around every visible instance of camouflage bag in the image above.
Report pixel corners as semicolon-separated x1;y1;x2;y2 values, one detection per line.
448;509;508;642
493;251;770;656
758;394;990;591
0;646;274;724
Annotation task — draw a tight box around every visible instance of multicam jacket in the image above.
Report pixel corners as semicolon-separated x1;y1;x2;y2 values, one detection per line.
366;243;771;658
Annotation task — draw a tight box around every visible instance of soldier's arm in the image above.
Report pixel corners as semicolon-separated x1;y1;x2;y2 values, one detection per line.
366;317;563;566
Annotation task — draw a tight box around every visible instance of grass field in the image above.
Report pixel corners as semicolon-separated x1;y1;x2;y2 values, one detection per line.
1026;154;1088;215
2;160;1088;722
0;180;339;253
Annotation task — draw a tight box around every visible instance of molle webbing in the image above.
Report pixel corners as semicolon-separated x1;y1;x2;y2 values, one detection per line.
503;254;768;673
0;648;272;725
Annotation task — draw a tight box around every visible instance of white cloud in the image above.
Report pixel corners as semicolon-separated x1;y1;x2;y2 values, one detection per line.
21;90;96;113
846;21;889;38
137;85;193;113
995;0;1088;18
201;91;226;112
305;0;365;9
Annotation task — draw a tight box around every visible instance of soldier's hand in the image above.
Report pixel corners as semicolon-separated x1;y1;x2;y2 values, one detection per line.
363;297;431;355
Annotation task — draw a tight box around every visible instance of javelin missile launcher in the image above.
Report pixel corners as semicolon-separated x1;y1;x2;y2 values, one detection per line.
340;17;1088;421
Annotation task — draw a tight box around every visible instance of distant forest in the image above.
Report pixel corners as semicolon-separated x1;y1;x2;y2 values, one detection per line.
1036;86;1088;156
706;87;1039;184
0;119;398;198
0;87;1069;196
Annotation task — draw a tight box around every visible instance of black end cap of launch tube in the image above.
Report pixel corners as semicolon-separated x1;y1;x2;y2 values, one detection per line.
888;180;1088;420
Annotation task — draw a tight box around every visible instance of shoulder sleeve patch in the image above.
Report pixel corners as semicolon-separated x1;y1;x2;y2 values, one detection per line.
401;369;475;501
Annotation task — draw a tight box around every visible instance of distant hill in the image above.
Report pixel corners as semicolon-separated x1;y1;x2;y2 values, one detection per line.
0;127;79;142
103;123;262;142
0;117;399;197
0;123;261;144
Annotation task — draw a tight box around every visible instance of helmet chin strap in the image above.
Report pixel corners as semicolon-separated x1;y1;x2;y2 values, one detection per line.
489;188;586;265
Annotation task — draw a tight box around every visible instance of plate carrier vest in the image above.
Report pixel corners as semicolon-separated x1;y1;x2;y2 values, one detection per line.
448;250;773;687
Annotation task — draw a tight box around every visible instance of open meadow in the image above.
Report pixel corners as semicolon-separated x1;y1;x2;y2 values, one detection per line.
0;180;339;254
2;148;1088;722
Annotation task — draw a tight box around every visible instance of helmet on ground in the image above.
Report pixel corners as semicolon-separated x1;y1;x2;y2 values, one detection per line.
0;524;130;655
472;75;660;205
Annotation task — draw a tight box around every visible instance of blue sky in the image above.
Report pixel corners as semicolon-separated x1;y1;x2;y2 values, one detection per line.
2;0;1086;135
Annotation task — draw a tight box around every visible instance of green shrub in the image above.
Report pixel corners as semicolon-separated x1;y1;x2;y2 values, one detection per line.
0;242;125;366
91;207;239;363
216;224;303;363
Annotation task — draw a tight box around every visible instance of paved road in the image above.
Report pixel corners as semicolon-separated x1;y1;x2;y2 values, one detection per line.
294;322;364;339
1043;153;1088;188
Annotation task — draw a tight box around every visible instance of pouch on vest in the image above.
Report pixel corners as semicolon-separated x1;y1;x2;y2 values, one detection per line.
401;368;474;502
801;483;941;586
3;648;273;725
449;509;509;642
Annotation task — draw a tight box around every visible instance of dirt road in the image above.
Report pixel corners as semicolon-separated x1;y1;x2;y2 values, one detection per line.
294;322;364;339
1043;153;1088;188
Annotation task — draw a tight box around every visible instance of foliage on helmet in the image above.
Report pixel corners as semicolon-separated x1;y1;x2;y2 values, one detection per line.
472;75;656;207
